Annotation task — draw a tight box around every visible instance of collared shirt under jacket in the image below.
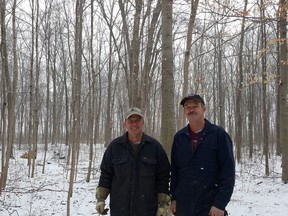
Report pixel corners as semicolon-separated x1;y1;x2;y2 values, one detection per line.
170;119;235;216
98;132;171;216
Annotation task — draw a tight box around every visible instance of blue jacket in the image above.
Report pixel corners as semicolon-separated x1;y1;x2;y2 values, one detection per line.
170;119;235;216
98;132;171;216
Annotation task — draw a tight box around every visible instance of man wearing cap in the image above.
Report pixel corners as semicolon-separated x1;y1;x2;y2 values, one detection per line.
96;107;171;216
170;94;235;216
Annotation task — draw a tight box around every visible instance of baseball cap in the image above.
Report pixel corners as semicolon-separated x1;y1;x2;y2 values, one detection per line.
125;107;143;119
180;93;205;106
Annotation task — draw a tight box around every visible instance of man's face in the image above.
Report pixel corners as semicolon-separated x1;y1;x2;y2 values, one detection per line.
183;99;206;121
124;114;144;135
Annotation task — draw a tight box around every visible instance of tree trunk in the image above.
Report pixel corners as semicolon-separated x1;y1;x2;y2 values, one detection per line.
118;0;142;107
278;0;288;183
67;1;84;215
31;0;40;178
104;32;113;147
260;0;269;176
235;0;248;163
86;0;95;182
217;37;225;127
0;0;8;190
42;2;52;174
140;0;161;133
161;0;175;159
180;0;199;128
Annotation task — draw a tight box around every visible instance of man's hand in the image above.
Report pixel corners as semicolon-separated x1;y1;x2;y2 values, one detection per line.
95;187;110;215
96;201;109;215
209;206;225;216
156;206;168;216
156;193;170;216
170;200;176;215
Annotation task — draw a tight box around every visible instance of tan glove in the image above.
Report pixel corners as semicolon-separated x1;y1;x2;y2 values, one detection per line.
96;187;110;215
156;193;171;216
96;201;108;215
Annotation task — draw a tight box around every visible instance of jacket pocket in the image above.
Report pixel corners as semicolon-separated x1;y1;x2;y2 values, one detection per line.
140;157;157;177
112;156;129;179
112;157;127;165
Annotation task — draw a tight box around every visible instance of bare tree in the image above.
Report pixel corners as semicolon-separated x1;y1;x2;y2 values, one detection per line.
42;1;53;174
0;0;20;189
180;0;199;127
234;0;248;163
31;0;40;178
117;0;140;106
26;0;36;177
278;0;288;183
140;0;162;135
103;24;114;147
0;0;12;190
67;1;84;215
161;0;175;158
86;0;95;182
96;0;121;146
259;0;269;176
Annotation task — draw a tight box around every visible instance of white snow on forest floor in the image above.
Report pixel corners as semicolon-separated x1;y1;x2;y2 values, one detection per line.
1;144;288;216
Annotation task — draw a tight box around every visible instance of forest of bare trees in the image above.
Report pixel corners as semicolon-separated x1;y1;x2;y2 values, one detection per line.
0;0;288;203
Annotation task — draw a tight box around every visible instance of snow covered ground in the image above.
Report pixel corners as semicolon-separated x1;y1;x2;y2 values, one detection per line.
1;144;287;216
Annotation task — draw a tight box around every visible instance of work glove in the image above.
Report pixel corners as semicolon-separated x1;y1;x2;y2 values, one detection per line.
156;193;171;216
96;187;110;215
96;201;108;215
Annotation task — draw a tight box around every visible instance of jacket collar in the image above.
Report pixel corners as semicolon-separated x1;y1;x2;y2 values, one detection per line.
181;119;214;136
122;131;152;146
